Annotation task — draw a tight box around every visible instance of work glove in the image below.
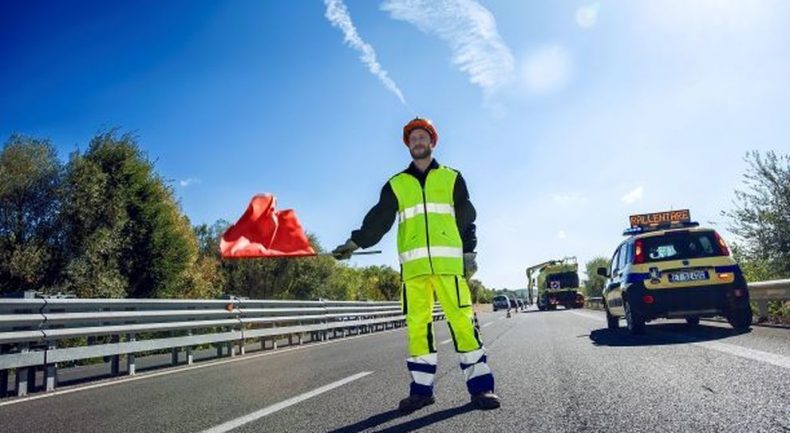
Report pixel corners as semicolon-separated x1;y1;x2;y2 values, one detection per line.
463;252;478;279
332;239;359;260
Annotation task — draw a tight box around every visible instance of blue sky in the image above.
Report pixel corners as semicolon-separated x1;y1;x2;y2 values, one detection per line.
2;1;789;290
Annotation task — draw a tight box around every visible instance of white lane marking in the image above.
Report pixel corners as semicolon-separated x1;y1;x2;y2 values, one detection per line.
692;341;790;370
567;310;606;322
497;316;506;321
439;320;494;345
567;310;790;370
198;371;373;433
0;327;402;408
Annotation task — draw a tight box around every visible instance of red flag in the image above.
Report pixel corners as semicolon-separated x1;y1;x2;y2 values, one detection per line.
220;194;316;258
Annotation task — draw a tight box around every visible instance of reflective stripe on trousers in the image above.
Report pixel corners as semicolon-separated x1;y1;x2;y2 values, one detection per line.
407;353;437;396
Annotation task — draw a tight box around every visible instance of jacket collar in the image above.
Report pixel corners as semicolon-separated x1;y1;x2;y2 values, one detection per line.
404;158;439;178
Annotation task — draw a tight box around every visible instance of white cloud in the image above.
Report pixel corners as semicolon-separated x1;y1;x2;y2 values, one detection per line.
381;0;515;98
521;45;573;94
576;3;600;28
324;0;407;105
621;186;644;204
179;178;200;188
551;192;584;205
557;230;567;239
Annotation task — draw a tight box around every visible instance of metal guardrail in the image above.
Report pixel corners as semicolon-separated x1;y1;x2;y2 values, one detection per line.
0;297;445;398
584;279;790;320
585;297;605;311
749;279;790;321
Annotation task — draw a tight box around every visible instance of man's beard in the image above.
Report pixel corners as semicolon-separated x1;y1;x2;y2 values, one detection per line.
410;145;432;160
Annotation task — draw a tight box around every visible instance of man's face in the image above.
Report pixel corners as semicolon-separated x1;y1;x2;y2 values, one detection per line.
407;128;435;160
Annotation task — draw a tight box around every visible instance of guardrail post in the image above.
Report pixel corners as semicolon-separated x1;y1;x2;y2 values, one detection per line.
15;343;31;396
757;300;769;322
1;344;8;397
186;330;194;365
298;321;303;345
272;323;278;350
216;342;223;358
127;333;136;376
321;299;328;341
171;331;179;365
111;335;120;376
45;341;57;392
235;298;244;355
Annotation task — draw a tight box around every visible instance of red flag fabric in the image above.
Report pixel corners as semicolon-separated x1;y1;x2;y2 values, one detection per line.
220;194;316;258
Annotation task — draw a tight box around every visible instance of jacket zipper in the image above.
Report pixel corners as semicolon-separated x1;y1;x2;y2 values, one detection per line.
421;177;434;273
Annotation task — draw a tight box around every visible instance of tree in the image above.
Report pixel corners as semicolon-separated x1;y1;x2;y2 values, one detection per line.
0;134;64;293
220;232;336;300
468;278;492;303
358;265;401;301
61;131;206;298
372;266;401;301
723;150;790;278
322;264;362;300
583;257;610;298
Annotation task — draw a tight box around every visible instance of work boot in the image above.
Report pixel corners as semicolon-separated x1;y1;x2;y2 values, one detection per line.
398;394;435;413
471;391;501;410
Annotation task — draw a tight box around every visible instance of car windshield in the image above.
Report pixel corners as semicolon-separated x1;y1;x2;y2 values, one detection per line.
643;230;725;262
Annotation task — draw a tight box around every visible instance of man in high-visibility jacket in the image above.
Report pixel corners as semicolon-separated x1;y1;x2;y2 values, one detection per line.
332;117;500;413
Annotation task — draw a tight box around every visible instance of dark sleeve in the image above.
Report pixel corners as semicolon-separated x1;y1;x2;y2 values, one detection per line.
453;173;477;253
350;182;398;249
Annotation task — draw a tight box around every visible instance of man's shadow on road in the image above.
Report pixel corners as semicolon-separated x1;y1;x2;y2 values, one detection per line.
327;403;476;433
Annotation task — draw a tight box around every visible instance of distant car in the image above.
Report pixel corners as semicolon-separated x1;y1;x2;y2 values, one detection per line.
600;210;752;334
492;295;510;312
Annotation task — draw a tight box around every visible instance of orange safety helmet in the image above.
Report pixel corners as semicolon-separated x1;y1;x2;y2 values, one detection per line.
402;117;438;145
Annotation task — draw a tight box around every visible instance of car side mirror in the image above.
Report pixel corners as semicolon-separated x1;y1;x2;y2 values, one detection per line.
597;267;609;278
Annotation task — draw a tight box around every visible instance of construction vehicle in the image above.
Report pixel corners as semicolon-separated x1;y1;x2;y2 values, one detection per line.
526;257;585;311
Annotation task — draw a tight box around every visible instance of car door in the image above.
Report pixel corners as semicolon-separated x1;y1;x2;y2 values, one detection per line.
606;243;627;315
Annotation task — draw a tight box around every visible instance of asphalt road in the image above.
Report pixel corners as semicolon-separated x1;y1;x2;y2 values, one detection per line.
1;309;788;433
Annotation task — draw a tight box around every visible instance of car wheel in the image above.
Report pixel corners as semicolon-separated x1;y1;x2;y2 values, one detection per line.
624;298;645;335
605;303;619;331
726;307;752;331
685;317;700;326
686;317;699;326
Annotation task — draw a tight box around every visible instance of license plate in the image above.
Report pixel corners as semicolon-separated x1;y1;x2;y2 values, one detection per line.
669;270;709;282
